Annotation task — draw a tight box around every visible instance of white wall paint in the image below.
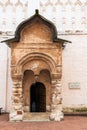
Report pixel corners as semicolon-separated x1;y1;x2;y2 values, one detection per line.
61;35;87;108
0;43;7;111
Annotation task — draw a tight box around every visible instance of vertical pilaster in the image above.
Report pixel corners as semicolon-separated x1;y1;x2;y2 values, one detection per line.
9;75;23;121
50;74;64;121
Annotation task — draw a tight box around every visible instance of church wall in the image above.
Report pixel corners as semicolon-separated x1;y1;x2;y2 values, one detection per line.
0;40;12;112
6;48;13;112
62;35;87;109
0;43;8;111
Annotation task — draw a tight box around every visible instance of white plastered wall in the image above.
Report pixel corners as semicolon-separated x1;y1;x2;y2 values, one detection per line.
61;35;87;108
0;43;7;111
0;39;12;112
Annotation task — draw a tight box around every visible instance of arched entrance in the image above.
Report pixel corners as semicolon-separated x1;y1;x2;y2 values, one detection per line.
30;82;46;112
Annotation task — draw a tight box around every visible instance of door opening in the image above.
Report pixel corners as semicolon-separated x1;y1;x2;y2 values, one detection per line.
30;82;46;112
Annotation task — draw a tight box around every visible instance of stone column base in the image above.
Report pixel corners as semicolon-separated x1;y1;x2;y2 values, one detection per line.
9;110;24;121
49;111;64;121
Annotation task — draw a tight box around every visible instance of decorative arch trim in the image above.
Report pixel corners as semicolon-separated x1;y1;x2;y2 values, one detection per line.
17;52;57;73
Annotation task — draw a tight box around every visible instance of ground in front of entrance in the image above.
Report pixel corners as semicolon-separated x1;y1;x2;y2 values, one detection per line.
0;114;87;130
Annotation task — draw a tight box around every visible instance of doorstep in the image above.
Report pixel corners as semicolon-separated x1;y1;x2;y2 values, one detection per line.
23;112;50;122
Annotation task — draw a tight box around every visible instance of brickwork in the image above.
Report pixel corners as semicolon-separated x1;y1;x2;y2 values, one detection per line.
1;114;87;130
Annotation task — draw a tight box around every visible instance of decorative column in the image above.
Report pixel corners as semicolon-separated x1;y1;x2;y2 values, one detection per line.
9;74;24;121
50;74;64;121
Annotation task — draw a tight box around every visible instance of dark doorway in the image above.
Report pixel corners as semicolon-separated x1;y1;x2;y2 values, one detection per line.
30;82;46;112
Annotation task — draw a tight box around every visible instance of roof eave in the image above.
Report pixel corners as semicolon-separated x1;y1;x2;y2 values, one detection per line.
53;38;71;43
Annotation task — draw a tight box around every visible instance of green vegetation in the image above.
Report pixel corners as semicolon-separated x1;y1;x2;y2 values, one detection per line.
63;107;87;113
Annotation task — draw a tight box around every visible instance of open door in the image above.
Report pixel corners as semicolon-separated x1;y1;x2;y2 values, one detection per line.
30;82;46;112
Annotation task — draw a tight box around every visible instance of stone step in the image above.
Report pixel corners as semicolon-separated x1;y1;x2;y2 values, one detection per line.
23;112;50;122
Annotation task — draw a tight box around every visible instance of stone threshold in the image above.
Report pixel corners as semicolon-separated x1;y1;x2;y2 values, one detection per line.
23;112;50;122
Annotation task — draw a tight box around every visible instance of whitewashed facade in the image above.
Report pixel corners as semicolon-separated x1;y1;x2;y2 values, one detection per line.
0;0;87;112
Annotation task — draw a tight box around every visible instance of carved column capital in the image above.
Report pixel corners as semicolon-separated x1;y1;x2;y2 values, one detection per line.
12;74;23;82
51;73;59;79
34;74;39;82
